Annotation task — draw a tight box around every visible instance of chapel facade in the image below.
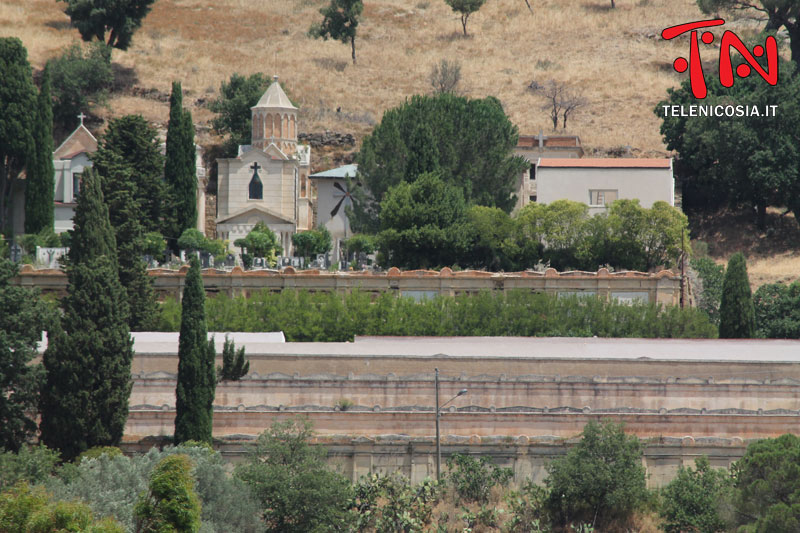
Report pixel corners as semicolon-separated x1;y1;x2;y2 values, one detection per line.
215;77;312;256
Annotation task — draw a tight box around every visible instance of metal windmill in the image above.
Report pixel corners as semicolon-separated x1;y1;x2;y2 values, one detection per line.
331;181;353;261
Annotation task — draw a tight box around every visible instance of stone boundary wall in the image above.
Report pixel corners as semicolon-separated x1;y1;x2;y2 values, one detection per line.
120;427;749;489
12;265;682;304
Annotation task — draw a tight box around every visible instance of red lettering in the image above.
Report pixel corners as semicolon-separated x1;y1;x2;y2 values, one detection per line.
718;31;778;88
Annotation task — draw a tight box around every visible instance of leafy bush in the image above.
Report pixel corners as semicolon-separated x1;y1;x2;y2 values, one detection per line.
47;444;262;532
446;453;512;504
753;281;800;338
660;456;733;533
292;227;332;260
351;473;441;533
18;228;61;255
142;232;167;259
0;445;61;492
134;455;201;533
157;289;717;340
235;417;354;533
234;222;281;266
47;41;113;133
78;446;123;463
544;420;649;530
505;481;550;532
0;483;125;533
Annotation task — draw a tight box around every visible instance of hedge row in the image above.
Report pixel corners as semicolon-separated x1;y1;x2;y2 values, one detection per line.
156;290;717;340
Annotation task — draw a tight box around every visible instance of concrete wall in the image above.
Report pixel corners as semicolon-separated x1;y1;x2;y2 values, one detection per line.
536;166;674;214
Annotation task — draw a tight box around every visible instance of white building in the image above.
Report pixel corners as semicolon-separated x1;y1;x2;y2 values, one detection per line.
51;118;98;233
535;158;674;214
215;77;312;255
513;133;584;212
308;164;356;261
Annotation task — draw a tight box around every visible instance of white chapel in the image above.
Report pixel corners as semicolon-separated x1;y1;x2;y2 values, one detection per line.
215;77;313;255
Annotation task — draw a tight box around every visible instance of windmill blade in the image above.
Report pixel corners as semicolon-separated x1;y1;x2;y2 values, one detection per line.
331;195;345;217
333;181;347;194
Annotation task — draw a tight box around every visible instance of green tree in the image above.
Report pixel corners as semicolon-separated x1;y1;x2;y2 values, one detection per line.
733;434;800;532
0;259;52;451
698;0;800;71
58;0;157;50
309;0;363;64
209;73;271;157
47;41;113;135
291;228;332;262
92;114;165;233
234;222;282;265
754;281;800;338
660;456;733;533
465;205;518;271
444;0;487;36
40;167;134;461
235;417;354;533
217;337;249;382
163;81;197;245
692;257;725;326
377;172;472;269
174;256;216;445
0;38;37;234
353;93;526;232
24;65;55;234
544;420;648;530
134;454;202;533
342;233;375;267
656;60;800;226
446;453;513;504
93;138;157;331
718;252;755;338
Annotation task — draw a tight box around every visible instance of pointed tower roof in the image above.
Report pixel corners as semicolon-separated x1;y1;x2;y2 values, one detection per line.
54;113;98;160
253;76;297;110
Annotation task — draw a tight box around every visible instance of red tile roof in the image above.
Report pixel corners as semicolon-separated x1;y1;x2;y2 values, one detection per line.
537;158;671;168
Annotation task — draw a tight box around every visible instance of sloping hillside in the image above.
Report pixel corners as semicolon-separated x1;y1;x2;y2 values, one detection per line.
4;0;710;153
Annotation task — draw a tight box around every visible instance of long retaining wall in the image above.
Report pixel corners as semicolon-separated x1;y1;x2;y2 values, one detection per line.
118;336;800;486
12;265;682;305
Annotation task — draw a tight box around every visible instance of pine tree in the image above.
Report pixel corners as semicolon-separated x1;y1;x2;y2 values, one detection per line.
40;168;134;460
93;124;158;331
719;252;755;338
218;337;249;382
24;65;55;234
174;256;216;444
163;81;197;246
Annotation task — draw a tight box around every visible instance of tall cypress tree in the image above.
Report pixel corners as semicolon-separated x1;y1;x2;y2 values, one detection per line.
174;256;215;444
93;148;157;331
163;81;197;245
24;65;54;234
719;252;756;339
40;167;134;460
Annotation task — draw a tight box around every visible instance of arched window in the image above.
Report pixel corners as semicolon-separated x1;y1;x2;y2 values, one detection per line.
249;162;263;200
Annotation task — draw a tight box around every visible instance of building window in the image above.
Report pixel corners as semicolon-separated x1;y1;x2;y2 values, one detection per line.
529;195;537;203
72;172;82;199
529;164;535;181
248;162;263;200
589;189;618;206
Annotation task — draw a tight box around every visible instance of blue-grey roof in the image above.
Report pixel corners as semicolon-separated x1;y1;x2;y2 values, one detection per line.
309;164;358;180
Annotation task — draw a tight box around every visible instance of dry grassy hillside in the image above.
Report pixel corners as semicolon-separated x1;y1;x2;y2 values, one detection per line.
3;0;710;153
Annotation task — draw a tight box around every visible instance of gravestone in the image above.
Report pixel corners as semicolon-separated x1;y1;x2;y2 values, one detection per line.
291;256;302;268
225;254;236;267
36;247;69;269
253;257;265;268
10;243;23;263
200;251;211;268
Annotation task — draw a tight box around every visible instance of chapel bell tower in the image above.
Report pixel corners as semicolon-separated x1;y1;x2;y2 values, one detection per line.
251;75;297;155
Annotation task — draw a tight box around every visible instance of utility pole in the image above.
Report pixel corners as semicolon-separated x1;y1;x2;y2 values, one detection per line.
435;367;441;481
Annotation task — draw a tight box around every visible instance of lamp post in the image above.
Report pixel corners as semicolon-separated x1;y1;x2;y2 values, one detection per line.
435;367;467;481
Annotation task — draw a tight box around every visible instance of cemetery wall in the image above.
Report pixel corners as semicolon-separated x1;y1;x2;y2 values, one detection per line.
12;265;682;304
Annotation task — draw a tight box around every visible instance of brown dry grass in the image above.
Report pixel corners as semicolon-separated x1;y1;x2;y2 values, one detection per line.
3;0;714;152
690;207;800;289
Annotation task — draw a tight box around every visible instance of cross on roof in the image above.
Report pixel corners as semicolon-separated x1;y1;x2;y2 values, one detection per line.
78;112;86;126
250;162;261;173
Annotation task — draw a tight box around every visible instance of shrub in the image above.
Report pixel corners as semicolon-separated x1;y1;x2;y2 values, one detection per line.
351;473;441;533
505;481;550;532
0;445;61;492
753;281;800;338
544;420;648;530
47;444;262;532
718;252;755;338
660;456;733;533
235;417;354;533
134;454;201;533
446;453;512;504
78;446;123;463
430;58;462;94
